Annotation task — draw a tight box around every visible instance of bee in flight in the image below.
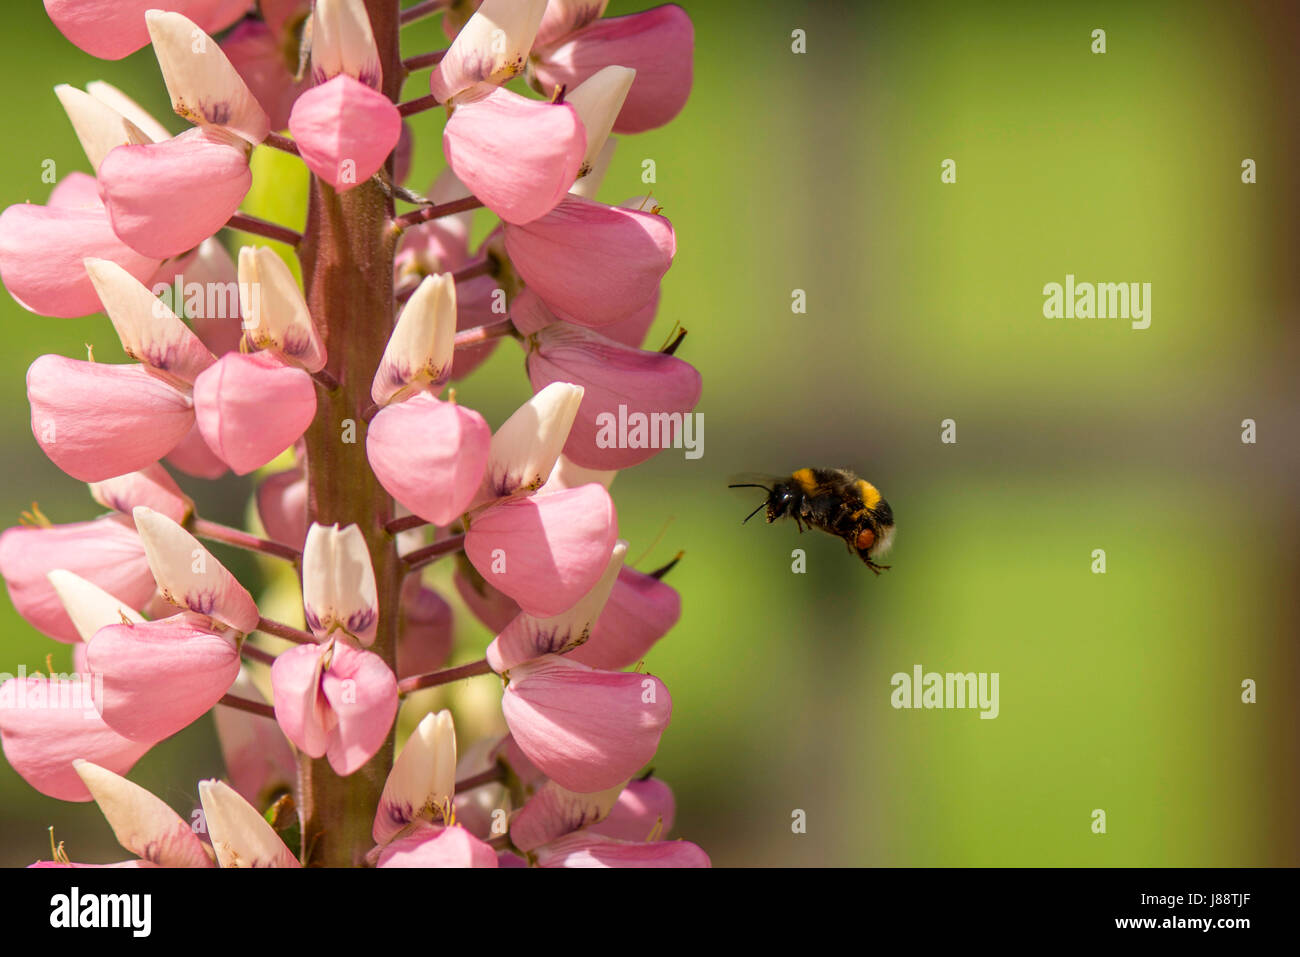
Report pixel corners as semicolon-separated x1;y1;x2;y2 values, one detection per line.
729;468;896;574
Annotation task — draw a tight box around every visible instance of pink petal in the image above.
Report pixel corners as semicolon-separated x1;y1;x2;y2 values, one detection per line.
98;128;251;258
86;614;240;743
452;556;520;633
376;822;498;868
165;423;230;479
0;196;160;318
366;392;491;526
321;642;399;775
596;286;660;348
567;566;681;670
531;5;694;134
289;75;402;192
43;0;249;61
589;777;676;841
192;352;317;475
444;87;584;225
213;673;297;807
0;517;155;643
509;778;623;852
0;677;151;802
503;194;674;326
397;578;454;679
270;642;333;760
527;324;701;469
256;467;308;549
534;0;611;48
90;464;195;524
27;355;193;483
534;832;709;868
181;239;244;355
222;19;309;132
501;654;670;792
464;484;618;618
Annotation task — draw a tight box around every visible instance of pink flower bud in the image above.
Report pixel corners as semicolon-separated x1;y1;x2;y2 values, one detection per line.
533;832;709;868
44;0;248;61
85;613;241;743
397;579;453;679
0;517;155;643
166;423;230;479
376;822;498;868
531;5;694;134
185;239;245;356
366;392;492;527
526;323;701;469
465;483;618;618
192;352;317;476
289;75;402;192
302;523;378;646
98;127;252;258
213;671;297;807
27;355;194;483
504;194;674;326
567;564;681;670
444;87;585;225
89;464;195;524
271;640;398;776
500;654;670;792
0;676;151;802
132;506;260;634
589;776;676;841
74;760;215;867
257;467;308;549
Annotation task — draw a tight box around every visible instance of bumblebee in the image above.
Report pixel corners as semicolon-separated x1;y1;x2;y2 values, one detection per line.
729;468;895;574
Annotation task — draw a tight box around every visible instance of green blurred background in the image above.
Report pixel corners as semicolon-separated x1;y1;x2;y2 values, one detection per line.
1;0;1297;866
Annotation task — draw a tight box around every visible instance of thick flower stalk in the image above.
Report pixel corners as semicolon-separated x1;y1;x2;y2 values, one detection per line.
0;0;704;868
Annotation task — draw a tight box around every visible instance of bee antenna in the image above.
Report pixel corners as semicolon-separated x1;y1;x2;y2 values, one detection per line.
727;483;771;492
741;501;767;524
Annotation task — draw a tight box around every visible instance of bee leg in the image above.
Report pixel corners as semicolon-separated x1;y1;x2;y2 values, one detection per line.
864;559;891;576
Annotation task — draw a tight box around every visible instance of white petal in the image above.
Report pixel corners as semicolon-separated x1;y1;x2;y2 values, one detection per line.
145;10;271;145
54;85;151;172
570;137;617;200
537;453;617;495
132;506;258;634
84;257;216;384
302;523;378;645
47;570;146;642
431;0;549;103
237;246;326;372
374;709;456;844
484;382;584;497
198;779;299;867
567;66;635;175
372;273;456;406
310;0;382;88
86;81;172;143
74;760;213;867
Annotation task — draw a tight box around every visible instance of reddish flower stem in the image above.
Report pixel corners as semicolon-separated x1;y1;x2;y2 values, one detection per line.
402;49;447;71
263;131;301;156
401;534;466;571
226;211;302;247
391;195;484;232
397;93;442;117
455;319;515;348
240;643;278;666
218;693;276;719
455;766;506;791
384;513;429;534
192;518;302;563
397;658;493;694
256;616;316;645
400;0;449;25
